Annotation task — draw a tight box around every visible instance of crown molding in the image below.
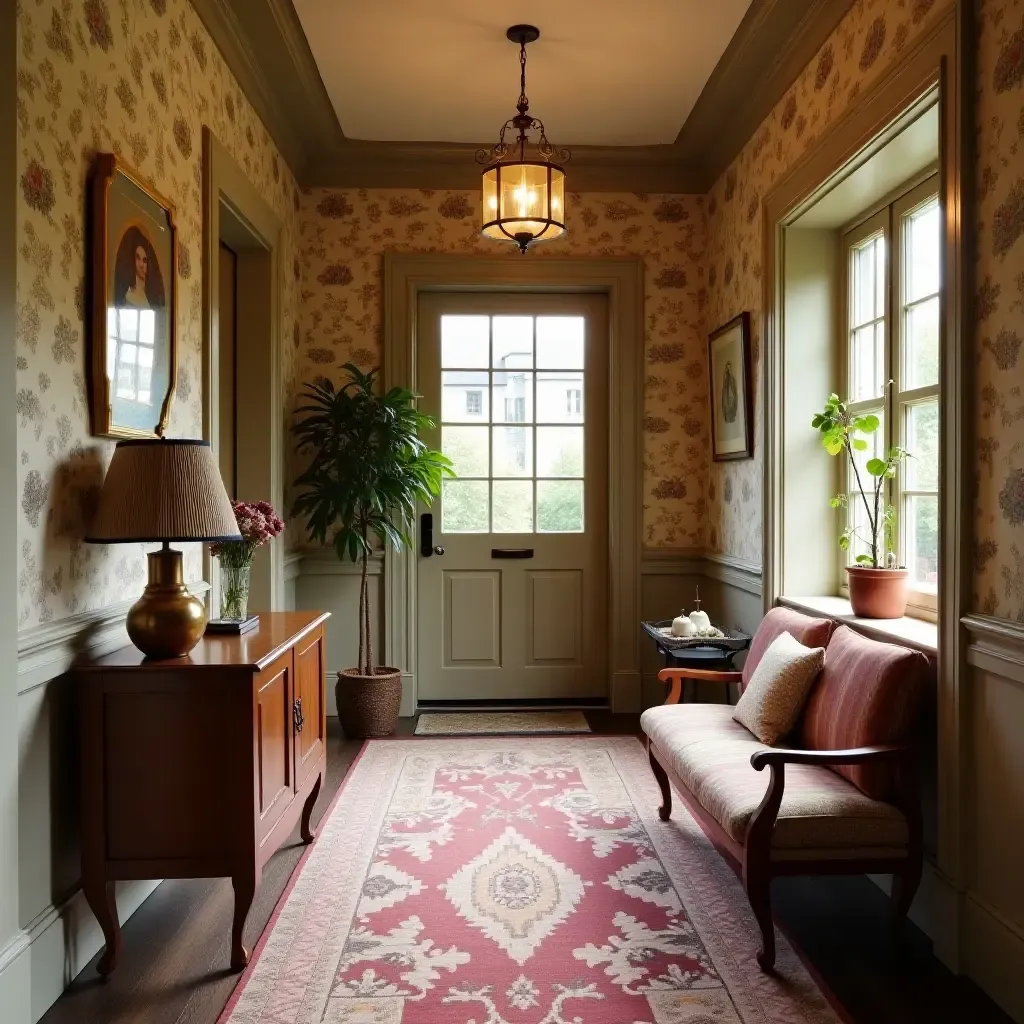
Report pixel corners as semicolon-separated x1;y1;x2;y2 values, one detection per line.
190;0;855;192
678;0;855;191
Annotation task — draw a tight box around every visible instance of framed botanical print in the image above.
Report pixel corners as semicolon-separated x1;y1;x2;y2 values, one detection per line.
708;312;753;461
89;154;177;439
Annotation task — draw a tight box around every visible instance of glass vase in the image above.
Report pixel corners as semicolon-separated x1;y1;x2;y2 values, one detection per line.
221;564;251;621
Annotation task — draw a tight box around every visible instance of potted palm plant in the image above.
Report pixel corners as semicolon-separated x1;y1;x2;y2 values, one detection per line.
812;392;911;618
292;364;452;737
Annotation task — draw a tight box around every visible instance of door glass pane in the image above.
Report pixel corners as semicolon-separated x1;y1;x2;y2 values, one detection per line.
904;399;939;491
906;493;939;590
905;199;940;302
441;315;489;368
850;323;884;402
537;480;583;533
537;316;585;369
492;480;533;533
492;316;533;369
851;234;885;326
442;480;489;533
442;371;489;422
442;426;488;478
537;426;584;477
538;372;584;422
904;295;939;389
492;371;533;423
493;426;533;476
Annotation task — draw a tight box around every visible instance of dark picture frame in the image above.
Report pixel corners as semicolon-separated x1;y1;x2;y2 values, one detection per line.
89;154;177;439
708;312;753;461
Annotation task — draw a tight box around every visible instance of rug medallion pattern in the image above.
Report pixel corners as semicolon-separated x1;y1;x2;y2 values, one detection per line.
220;739;838;1024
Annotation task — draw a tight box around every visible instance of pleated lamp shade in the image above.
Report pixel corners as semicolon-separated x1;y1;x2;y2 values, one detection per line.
86;439;242;543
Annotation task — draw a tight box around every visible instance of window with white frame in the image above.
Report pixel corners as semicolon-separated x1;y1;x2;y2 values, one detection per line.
465;390;482;416
841;174;940;614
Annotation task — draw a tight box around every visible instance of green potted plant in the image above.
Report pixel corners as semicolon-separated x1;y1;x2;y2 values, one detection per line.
292;364;452;737
812;392;911;618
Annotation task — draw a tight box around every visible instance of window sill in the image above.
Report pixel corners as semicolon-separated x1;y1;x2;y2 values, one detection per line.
779;595;937;656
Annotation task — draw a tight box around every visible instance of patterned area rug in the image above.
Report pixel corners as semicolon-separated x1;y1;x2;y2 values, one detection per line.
219;738;839;1024
414;711;592;735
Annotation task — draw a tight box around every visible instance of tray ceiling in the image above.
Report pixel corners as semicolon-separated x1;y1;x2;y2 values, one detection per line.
292;0;753;147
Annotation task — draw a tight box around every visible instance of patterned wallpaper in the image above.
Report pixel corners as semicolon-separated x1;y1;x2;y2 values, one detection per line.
296;190;709;550
15;0;300;629
975;0;1024;620
704;0;949;565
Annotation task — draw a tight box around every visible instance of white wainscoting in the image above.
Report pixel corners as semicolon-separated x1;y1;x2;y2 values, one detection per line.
15;582;208;1024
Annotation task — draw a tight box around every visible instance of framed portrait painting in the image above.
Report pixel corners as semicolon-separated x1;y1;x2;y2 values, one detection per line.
708;312;753;461
89;154;177;439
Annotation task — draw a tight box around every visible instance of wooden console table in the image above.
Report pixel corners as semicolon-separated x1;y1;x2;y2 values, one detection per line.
78;610;329;975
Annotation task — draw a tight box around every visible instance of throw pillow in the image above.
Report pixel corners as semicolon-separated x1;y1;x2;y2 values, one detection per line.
801;625;928;800
733;630;826;745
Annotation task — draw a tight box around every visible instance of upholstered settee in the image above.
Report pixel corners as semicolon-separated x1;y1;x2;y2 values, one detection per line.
641;607;928;972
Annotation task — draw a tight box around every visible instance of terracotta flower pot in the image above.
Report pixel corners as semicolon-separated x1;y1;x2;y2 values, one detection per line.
336;667;402;738
846;566;909;619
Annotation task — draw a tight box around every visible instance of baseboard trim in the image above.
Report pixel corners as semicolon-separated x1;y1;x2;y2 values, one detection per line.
963;891;1024;1023
11;879;160;1023
610;670;642;714
0;927;30;1024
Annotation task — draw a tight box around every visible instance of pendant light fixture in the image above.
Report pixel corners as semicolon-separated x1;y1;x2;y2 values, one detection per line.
478;25;569;253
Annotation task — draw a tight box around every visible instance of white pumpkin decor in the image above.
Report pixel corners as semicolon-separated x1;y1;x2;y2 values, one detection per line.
671;612;694;637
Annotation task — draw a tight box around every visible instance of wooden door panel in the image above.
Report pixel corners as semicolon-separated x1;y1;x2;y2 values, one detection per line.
255;656;292;841
444;570;501;667
294;631;324;787
527;570;583;664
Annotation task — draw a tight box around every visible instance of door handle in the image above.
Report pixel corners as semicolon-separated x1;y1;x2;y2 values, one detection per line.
293;698;304;733
491;548;534;559
421;513;434;557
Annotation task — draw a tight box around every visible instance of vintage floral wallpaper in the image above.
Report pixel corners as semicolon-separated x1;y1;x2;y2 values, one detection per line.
15;0;300;629
704;0;949;565
15;0;1024;626
975;0;1024;620
296;190;709;550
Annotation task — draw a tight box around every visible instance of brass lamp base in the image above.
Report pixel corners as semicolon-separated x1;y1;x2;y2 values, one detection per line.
126;545;207;659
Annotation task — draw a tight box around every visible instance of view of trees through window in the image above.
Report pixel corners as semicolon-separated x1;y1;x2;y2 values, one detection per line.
844;178;940;602
438;315;586;533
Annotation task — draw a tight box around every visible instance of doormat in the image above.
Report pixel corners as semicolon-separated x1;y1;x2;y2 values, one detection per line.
217;737;840;1024
414;710;591;735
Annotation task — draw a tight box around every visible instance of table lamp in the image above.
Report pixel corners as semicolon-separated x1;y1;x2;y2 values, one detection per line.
85;439;241;659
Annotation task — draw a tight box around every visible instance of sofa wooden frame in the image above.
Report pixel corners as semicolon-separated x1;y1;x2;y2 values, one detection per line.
648;666;924;972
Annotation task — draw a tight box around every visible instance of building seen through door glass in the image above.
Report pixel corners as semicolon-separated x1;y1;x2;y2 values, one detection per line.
440;315;585;534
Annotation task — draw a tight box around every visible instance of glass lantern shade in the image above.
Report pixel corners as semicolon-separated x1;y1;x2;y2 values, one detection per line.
481;161;566;250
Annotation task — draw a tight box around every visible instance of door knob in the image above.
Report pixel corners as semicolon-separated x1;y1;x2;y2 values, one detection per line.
433;545;445;556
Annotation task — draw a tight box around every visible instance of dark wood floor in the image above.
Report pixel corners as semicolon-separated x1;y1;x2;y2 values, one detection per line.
41;712;1011;1024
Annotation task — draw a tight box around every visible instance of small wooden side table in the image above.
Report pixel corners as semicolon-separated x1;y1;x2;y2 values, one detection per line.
77;610;329;975
648;634;751;705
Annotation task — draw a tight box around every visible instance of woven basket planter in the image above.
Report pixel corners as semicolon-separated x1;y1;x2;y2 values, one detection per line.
336;667;402;738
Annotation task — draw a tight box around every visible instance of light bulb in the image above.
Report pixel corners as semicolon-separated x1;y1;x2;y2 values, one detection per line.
489;196;498;210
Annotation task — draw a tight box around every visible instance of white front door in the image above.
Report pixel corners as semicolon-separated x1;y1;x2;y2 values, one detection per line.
416;293;608;702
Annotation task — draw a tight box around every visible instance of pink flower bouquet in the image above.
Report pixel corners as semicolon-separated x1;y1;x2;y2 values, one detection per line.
211;500;285;569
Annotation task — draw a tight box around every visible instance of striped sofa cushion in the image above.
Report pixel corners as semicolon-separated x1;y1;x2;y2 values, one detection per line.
641;704;908;852
800;625;928;800
741;607;834;692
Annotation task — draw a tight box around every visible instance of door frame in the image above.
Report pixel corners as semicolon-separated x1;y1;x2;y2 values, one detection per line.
383;254;645;716
201;127;284;615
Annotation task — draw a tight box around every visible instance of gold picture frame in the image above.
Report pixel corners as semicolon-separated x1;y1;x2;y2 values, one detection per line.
89;154;178;439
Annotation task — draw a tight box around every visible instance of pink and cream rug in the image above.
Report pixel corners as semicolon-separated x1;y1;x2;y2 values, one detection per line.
219;738;840;1024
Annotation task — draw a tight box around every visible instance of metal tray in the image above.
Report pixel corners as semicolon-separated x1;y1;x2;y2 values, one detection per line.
641;620;751;652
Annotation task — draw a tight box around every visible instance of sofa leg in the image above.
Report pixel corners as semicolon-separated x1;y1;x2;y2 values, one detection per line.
744;872;776;972
648;747;672;821
890;857;922;935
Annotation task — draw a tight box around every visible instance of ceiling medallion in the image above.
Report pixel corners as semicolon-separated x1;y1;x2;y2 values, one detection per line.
478;25;570;254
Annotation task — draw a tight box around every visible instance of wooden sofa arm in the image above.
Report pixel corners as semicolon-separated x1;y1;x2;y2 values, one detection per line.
657;667;741;705
750;745;905;770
